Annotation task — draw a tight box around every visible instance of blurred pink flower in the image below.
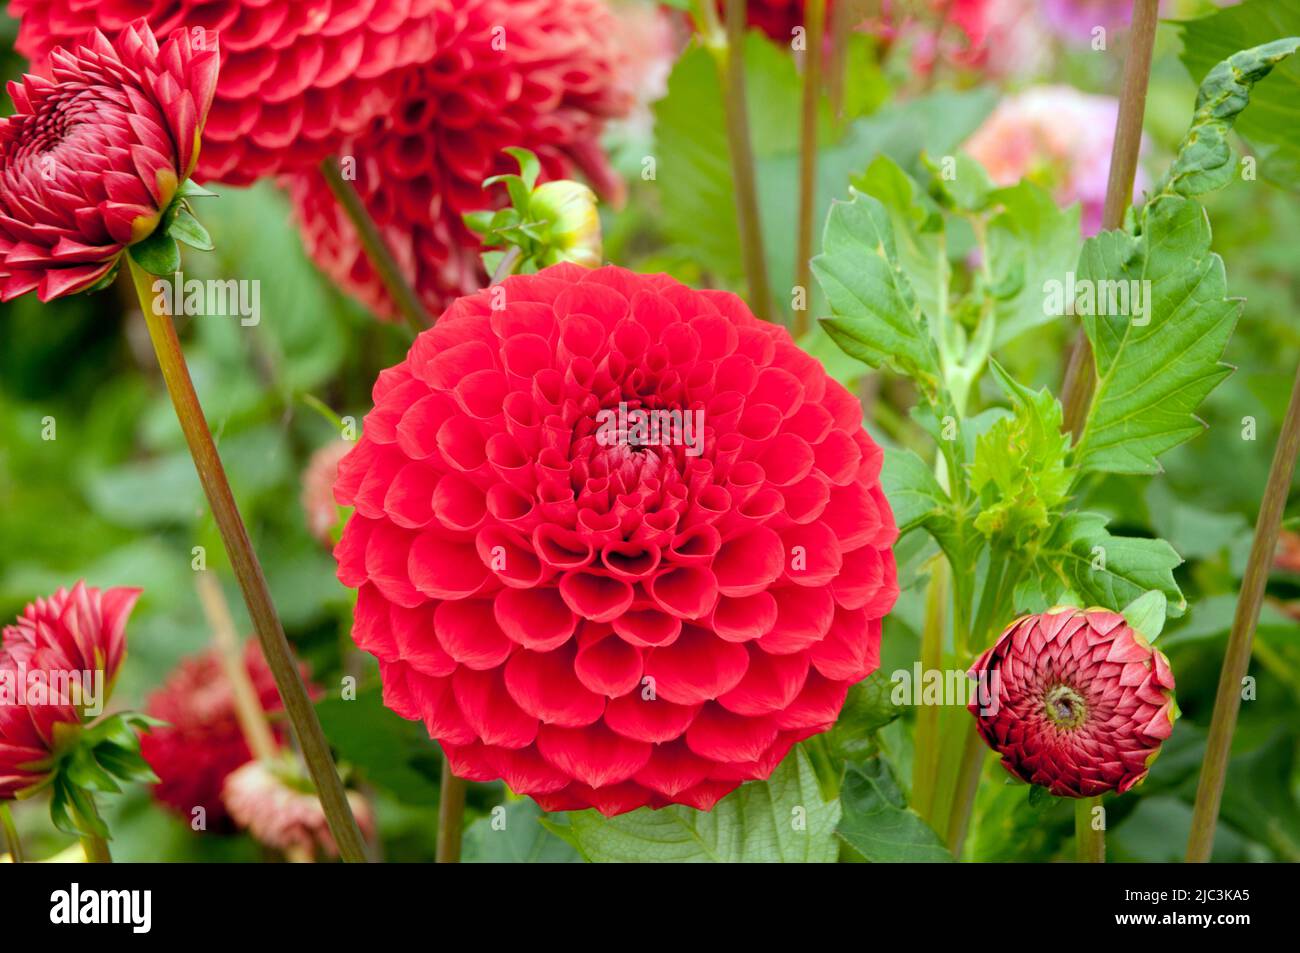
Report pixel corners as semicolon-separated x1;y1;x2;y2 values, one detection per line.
223;759;373;861
302;441;353;545
962;85;1149;234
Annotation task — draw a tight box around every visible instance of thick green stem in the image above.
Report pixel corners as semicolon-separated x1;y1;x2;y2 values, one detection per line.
912;559;948;820
436;758;467;864
128;258;367;864
1187;358;1300;861
1076;797;1106;862
794;0;826;338
718;0;773;320
1060;0;1159;438
0;803;22;863
319;157;432;334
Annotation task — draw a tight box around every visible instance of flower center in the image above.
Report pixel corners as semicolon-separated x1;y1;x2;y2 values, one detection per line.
1043;683;1087;730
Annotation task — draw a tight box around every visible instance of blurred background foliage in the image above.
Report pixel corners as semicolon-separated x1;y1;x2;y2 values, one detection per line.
0;0;1295;862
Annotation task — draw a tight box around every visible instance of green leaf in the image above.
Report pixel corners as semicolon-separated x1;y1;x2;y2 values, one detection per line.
462;800;580;863
825;672;902;762
503;146;540;190
969;361;1072;542
986;181;1082;346
555;746;840;862
836;759;952;862
813;189;944;402
128;230;181;276
177;179;219;200
65;746;121;794
167;206;214;251
1073;195;1239;475
315;685;442;805
1178;4;1300;191
880;446;948;535
1016;512;1185;616
1122;590;1168;641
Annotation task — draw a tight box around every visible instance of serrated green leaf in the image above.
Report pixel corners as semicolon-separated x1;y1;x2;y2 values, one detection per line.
836;758;952;862
813;189;944;402
1016;512;1185;616
1073;195;1239;475
1177;6;1300;192
970;361;1071;542
129;230;181;276
558;746;840;863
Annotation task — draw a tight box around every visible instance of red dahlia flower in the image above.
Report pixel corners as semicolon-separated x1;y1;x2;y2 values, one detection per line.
333;264;898;815
0;582;141;798
969;608;1177;798
735;1;832;43
10;1;440;185
286;0;631;321
140;643;300;827
0;20;217;302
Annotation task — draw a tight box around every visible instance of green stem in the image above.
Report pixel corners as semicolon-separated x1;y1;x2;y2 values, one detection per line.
794;0;826;338
1059;0;1159;438
715;0;773;320
76;797;111;864
319;157;432;335
128;258;367;864
943;719;985;857
436;757;467;864
912;558;948;821
0;803;22;863
1076;796;1106;862
1187;358;1300;861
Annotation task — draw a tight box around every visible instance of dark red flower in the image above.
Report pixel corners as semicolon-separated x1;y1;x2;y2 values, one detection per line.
286;0;630;321
0;582;141;798
140;642;299;827
736;1;829;43
10;0;440;185
0;19;218;301
969;608;1177;798
333;264;898;816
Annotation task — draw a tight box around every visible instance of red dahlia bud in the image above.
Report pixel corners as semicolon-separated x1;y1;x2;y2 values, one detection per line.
287;0;631;320
0;19;218;301
333;263;898;816
10;1;441;184
0;582;141;798
140;642;307;827
968;607;1177;798
222;759;374;860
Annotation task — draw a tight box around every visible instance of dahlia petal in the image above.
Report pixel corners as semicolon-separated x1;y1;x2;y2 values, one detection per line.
537;722;651;789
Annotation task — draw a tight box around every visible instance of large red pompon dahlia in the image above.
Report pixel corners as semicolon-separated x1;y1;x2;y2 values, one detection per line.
9;0;440;184
0;20;218;301
333;264;898;815
0;582;141;798
969;608;1177;798
140;643;304;827
286;0;631;321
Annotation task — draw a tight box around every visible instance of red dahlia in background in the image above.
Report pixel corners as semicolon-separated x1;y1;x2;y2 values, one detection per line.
333;264;898;815
1;583;141;798
0;19;217;301
969;608;1177;798
9;0;440;184
287;0;631;321
140;643;301;827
